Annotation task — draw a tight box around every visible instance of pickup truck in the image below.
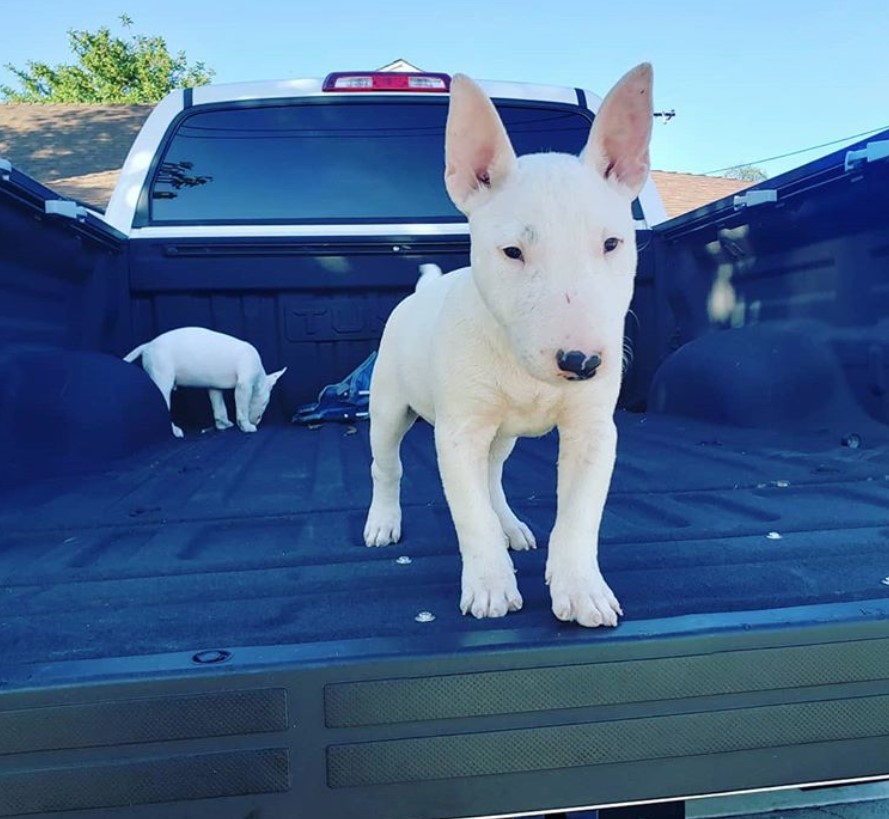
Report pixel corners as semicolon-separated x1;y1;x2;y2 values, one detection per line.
1;68;889;819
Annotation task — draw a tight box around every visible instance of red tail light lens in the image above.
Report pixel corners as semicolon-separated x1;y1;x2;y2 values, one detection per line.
322;72;451;92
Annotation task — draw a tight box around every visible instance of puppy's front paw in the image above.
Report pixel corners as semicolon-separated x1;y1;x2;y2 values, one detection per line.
547;567;622;628
215;418;234;430
460;556;523;618
364;505;401;547
238;421;258;433
171;424;184;438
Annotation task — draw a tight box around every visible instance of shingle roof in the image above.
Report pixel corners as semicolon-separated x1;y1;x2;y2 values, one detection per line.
0;104;152;189
49;169;124;206
650;170;750;219
0;102;751;217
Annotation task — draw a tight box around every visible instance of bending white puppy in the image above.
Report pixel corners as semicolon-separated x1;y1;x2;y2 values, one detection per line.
124;327;286;438
364;65;653;627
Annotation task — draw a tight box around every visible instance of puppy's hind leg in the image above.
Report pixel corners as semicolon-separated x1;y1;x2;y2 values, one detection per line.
364;398;417;547
209;389;233;430
489;436;536;550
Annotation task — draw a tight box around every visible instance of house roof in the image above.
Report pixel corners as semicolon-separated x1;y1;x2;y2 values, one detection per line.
0;102;750;218
650;170;750;219
0;104;152;187
376;59;423;73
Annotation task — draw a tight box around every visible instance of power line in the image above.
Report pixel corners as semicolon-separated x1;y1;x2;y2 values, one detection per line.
703;125;889;175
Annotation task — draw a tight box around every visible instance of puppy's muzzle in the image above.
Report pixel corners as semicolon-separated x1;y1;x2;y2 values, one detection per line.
556;349;602;381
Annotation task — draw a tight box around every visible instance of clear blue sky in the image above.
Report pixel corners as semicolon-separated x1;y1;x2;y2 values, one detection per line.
3;0;887;177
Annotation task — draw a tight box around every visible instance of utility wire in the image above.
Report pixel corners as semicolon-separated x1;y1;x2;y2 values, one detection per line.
703;124;889;175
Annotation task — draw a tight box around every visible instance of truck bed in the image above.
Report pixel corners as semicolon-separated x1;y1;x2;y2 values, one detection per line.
4;410;889;818
4;410;888;674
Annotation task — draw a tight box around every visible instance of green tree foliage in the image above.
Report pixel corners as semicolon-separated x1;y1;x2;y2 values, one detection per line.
1;15;214;103
723;165;769;182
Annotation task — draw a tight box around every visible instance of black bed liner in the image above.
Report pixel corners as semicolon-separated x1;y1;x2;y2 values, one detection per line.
2;412;889;818
3;410;889;673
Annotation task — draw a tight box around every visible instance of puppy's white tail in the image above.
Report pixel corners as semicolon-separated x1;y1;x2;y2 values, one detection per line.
416;263;443;292
123;343;147;362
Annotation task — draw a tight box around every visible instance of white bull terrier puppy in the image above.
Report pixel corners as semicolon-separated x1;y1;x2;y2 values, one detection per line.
124;327;286;438
364;64;653;627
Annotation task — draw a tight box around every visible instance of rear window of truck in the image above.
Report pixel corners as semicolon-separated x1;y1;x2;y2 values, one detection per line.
146;100;594;224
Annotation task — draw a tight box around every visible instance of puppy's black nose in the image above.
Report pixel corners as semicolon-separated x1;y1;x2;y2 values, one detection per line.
556;349;601;380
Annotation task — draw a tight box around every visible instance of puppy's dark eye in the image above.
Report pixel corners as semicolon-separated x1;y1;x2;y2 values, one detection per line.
604;237;622;253
502;246;524;262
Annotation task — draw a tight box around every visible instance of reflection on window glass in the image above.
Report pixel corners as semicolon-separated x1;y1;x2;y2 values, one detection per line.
149;101;594;224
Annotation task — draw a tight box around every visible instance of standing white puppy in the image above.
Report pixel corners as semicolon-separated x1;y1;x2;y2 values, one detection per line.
124;327;286;438
364;65;653;627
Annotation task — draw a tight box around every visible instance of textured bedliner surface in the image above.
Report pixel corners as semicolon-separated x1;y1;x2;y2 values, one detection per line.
2;411;889;682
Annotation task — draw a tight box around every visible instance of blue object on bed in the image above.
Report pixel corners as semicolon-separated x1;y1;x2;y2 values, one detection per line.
292;352;376;424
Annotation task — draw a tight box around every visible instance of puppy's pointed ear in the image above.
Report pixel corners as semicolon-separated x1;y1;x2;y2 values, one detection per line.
583;63;653;199
445;74;517;214
266;367;286;387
